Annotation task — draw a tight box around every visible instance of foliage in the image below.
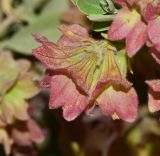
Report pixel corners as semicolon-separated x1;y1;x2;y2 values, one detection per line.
0;52;44;155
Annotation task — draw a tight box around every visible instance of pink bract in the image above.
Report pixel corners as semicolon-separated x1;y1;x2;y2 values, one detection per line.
109;0;160;57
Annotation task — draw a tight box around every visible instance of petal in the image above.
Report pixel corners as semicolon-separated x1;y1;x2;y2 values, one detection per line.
14;74;39;99
33;25;121;94
135;0;153;14
0;73;39;123
49;75;88;121
2;97;29;122
148;88;160;112
146;80;160;112
148;18;160;46
32;34;64;69
12;129;32;146
143;3;156;21
40;69;54;88
32;28;97;93
146;80;160;92
58;24;89;38
108;8;140;40
154;43;160;51
97;85;138;122
58;24;89;47
150;48;160;64
126;21;147;57
0;129;13;155
93;77;132;98
27;119;44;144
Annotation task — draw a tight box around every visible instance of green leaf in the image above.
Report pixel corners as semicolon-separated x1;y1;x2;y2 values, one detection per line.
42;0;68;14
0;13;60;55
76;0;106;15
100;0;117;14
0;0;68;55
92;22;109;32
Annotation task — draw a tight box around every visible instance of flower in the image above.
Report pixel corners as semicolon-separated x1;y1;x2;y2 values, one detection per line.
0;52;39;126
0;118;44;155
108;0;160;57
0;52;44;155
146;80;160;112
33;24;138;122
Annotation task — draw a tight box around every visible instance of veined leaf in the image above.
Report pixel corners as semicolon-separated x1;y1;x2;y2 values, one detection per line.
76;0;106;15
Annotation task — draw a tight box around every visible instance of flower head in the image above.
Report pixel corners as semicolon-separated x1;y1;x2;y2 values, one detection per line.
108;0;160;57
33;24;138;122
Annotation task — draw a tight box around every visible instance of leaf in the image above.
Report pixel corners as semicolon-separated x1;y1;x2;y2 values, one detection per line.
42;0;68;14
1;0;13;15
87;14;115;22
92;22;109;32
0;0;68;55
0;52;19;99
76;0;106;15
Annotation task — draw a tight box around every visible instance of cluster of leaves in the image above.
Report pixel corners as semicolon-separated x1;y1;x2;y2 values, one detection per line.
71;0;118;32
0;52;44;155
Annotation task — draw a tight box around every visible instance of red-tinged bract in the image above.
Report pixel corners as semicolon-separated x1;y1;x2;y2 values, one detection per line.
146;80;160;112
108;0;160;57
33;24;138;122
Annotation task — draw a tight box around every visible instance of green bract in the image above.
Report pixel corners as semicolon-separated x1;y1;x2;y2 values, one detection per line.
76;0;106;15
115;49;128;78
